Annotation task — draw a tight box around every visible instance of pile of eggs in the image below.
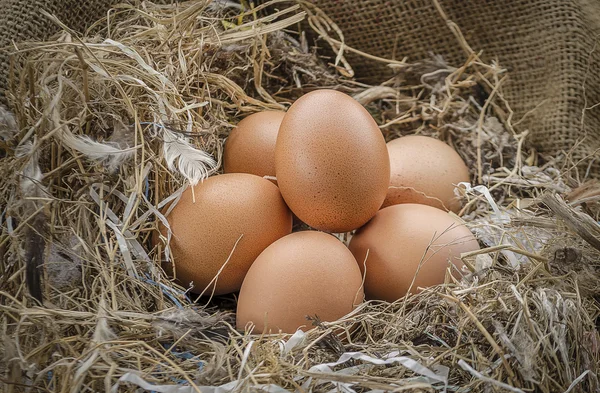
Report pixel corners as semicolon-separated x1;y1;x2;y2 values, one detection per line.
153;89;480;334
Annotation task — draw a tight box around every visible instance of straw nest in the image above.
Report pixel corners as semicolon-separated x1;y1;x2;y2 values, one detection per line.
1;1;599;392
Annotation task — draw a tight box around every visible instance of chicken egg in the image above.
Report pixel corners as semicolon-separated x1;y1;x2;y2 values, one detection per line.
154;173;292;295
236;231;364;334
275;89;390;233
348;203;479;302
384;135;470;213
223;111;285;180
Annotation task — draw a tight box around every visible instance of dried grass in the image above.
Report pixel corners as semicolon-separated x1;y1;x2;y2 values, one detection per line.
1;1;599;392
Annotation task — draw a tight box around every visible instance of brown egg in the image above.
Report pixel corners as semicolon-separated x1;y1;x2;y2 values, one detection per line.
348;204;479;302
154;173;292;295
275;89;390;233
223;111;285;180
236;231;364;334
384;135;470;213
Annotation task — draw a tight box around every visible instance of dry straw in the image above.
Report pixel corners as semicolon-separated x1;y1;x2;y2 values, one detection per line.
1;1;599;392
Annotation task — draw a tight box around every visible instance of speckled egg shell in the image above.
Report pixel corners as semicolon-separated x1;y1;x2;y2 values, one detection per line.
236;231;364;334
154;173;292;295
348;204;479;302
383;135;470;213
223;111;285;180
275;89;390;233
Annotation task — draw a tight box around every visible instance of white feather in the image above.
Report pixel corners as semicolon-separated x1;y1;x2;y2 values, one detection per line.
0;105;17;141
47;70;136;171
15;140;34;158
17;140;46;199
162;127;217;185
83;44;214;181
207;0;243;11
60;130;136;171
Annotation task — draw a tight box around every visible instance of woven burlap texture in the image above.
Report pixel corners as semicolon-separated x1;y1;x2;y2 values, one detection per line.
1;0;599;176
0;0;116;105
315;0;600;177
0;0;175;107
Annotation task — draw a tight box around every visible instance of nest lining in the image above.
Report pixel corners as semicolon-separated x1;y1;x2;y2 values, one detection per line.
1;1;599;392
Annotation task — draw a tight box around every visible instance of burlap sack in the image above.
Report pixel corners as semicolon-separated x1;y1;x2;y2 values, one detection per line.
0;0;175;107
0;0;116;105
313;0;600;178
1;0;599;177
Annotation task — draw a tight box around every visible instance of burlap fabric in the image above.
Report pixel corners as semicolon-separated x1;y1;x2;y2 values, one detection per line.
1;0;599;176
313;0;600;178
0;0;118;106
0;0;175;107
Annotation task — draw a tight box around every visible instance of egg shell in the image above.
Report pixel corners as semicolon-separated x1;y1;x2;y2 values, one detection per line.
236;231;364;334
223;111;285;180
275;89;390;233
154;173;292;295
348;203;479;302
383;135;470;213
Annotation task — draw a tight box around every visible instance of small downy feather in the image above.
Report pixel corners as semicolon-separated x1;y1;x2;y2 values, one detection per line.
59;126;136;172
207;0;242;12
162;127;217;185
0;105;17;141
49;76;135;171
17;141;43;197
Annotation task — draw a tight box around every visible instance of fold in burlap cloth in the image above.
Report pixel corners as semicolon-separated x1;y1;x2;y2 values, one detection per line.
1;0;599;177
